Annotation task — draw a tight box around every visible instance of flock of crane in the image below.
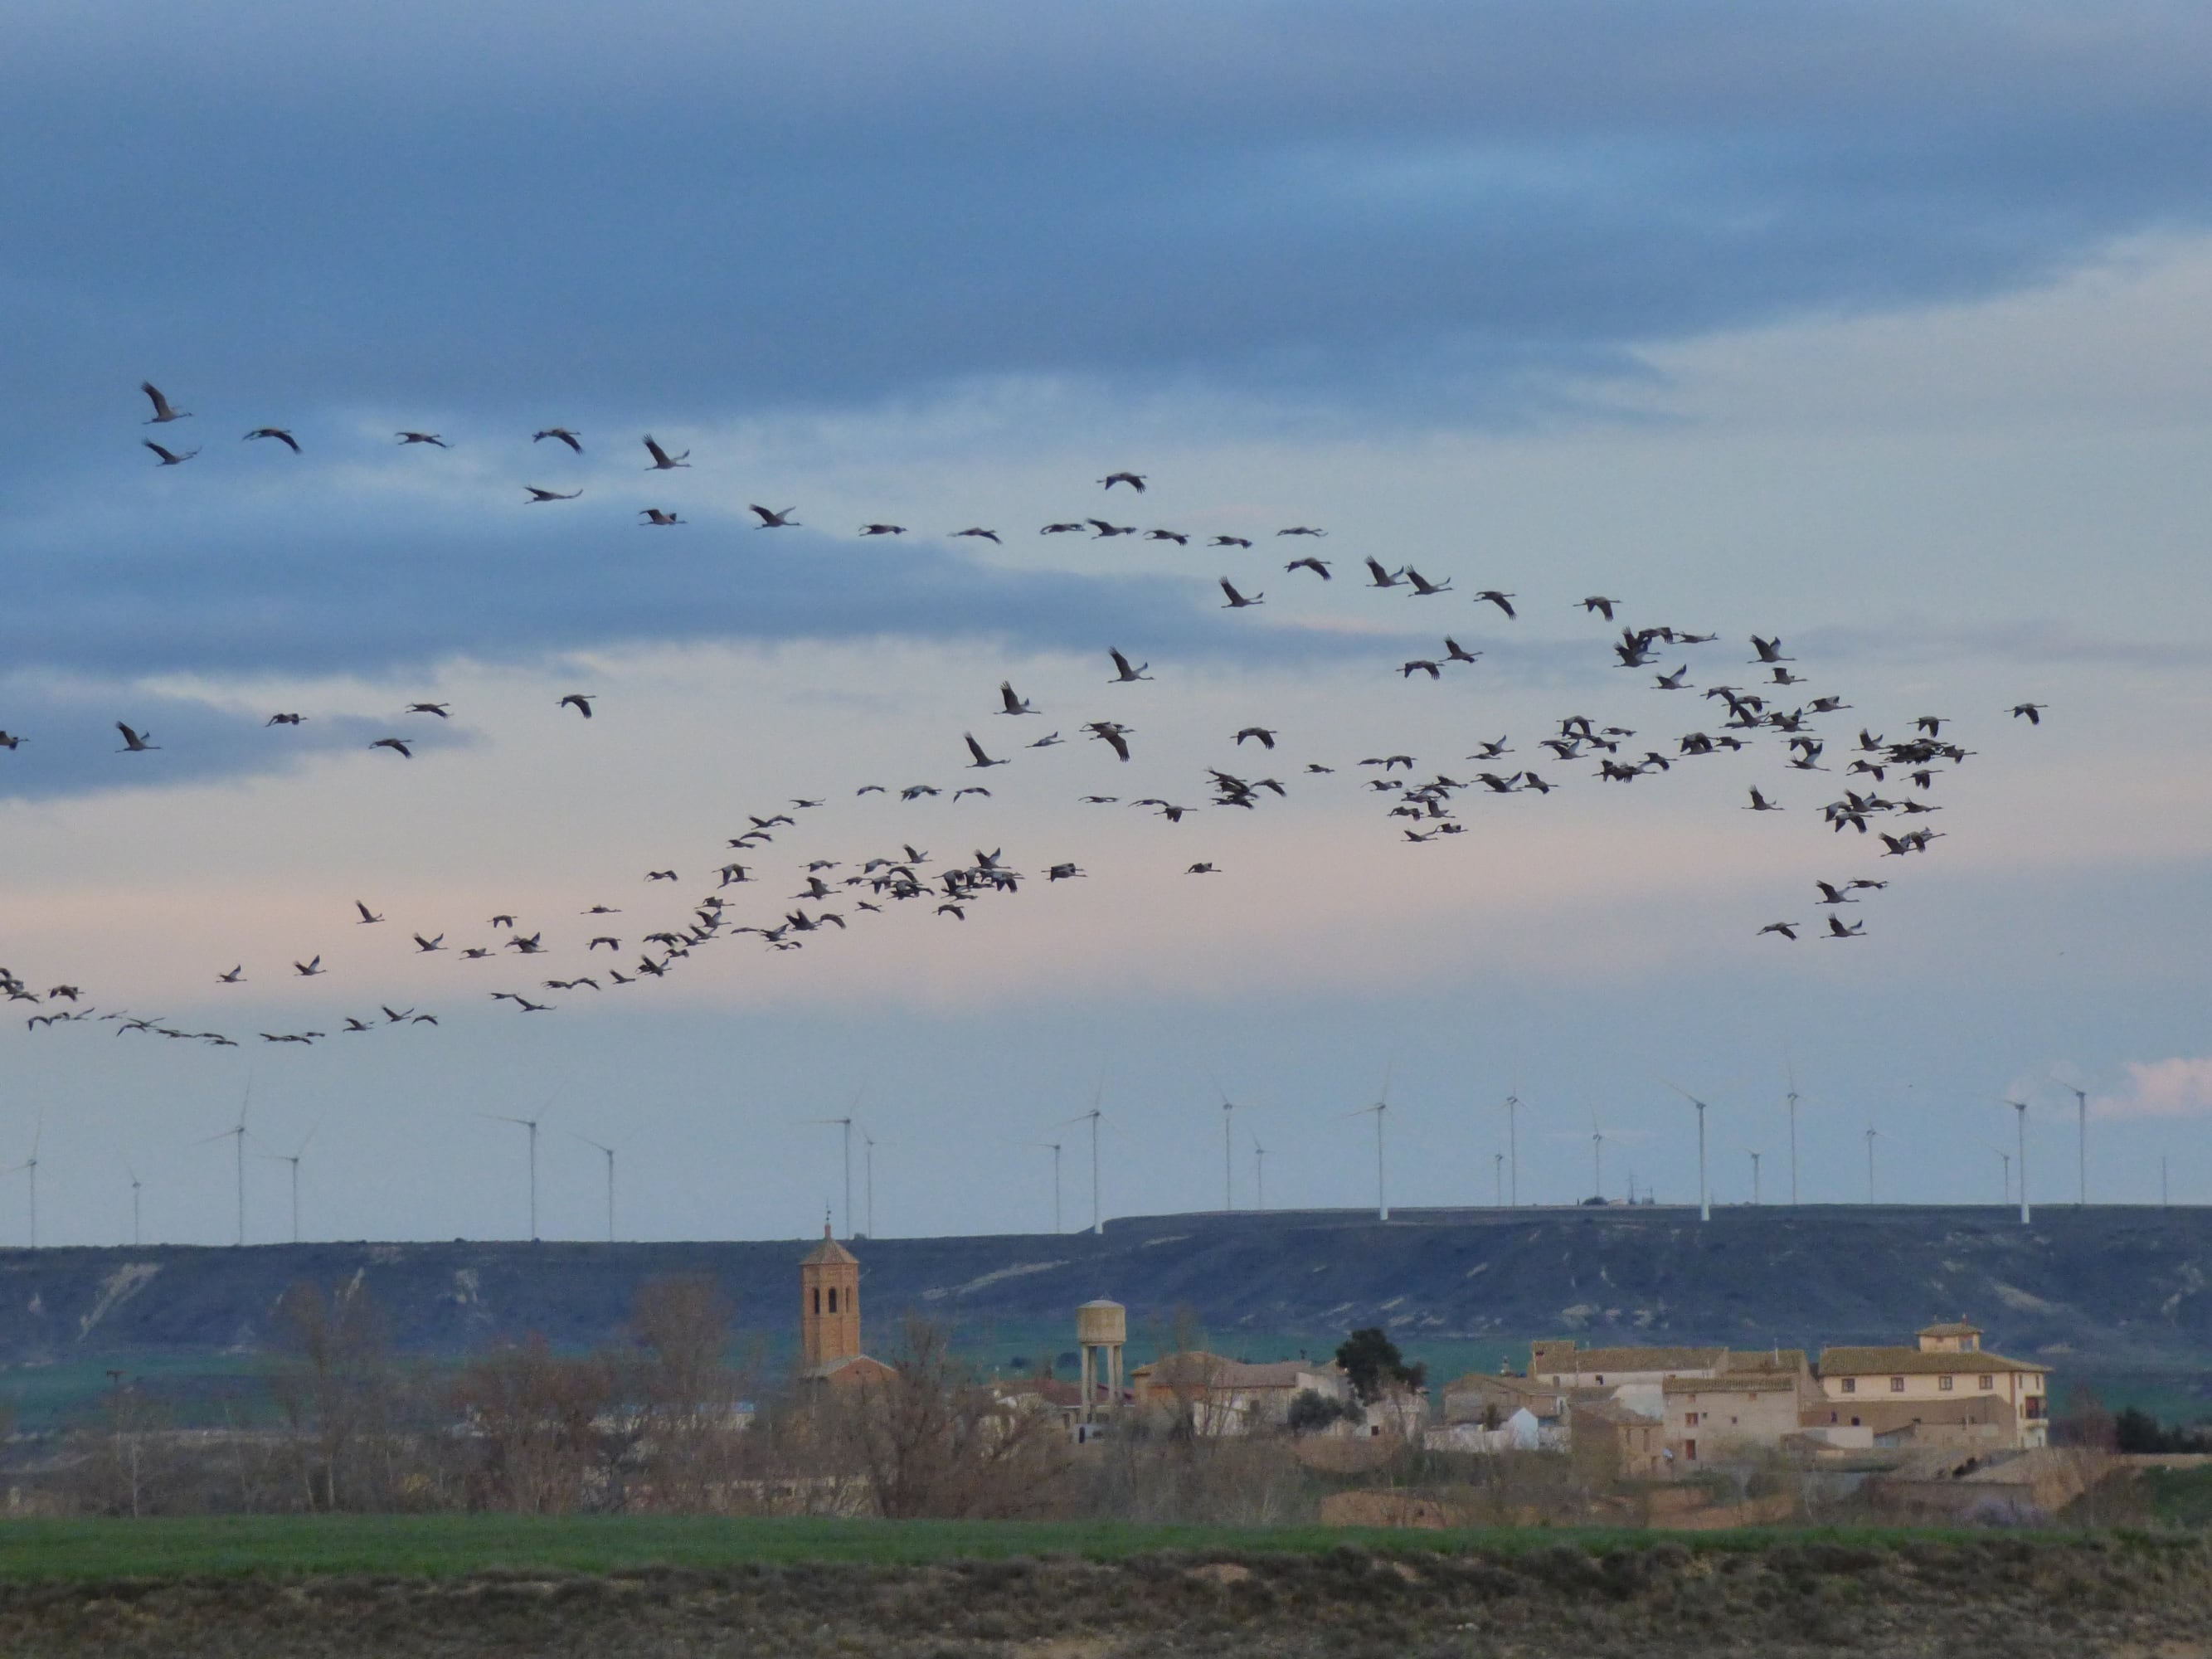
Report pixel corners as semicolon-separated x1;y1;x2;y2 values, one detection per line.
2;382;2051;1069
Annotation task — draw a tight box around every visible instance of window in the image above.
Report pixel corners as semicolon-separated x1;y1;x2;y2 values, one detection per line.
1685;1438;1698;1461
828;1287;838;1314
1890;1377;1906;1393
1979;1374;1994;1391
812;1287;821;1315
1939;1374;1954;1392
1840;1378;1856;1394
1684;1411;1699;1426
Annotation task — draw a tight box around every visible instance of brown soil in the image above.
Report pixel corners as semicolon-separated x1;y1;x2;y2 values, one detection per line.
2;1537;2210;1657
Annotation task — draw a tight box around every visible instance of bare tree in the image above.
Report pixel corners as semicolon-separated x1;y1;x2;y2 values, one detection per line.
831;1314;1071;1519
269;1280;400;1511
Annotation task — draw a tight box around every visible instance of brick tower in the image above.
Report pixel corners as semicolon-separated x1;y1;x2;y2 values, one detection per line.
800;1220;862;1370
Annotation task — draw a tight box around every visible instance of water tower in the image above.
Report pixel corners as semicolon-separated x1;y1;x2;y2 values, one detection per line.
1076;1298;1126;1424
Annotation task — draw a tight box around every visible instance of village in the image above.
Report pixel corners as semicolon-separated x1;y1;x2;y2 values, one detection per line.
800;1227;2087;1522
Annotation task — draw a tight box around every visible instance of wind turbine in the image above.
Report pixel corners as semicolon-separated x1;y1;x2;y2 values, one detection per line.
1503;1090;1520;1207
7;1117;41;1248
2002;1097;2030;1224
1344;1063;1391;1222
1662;1082;1712;1223
860;1124;876;1239
1784;1060;1802;1206
576;1135;615;1243
1996;1146;2011;1207
257;1116;321;1244
124;1160;143;1247
2063;1082;2088;1205
1493;1151;1505;1207
1864;1125;1881;1204
1748;1149;1762;1206
1029;1141;1062;1234
1591;1121;1605;1202
484;1113;542;1240
1252;1133;1267;1212
197;1075;253;1246
1062;1068;1107;1236
804;1111;856;1238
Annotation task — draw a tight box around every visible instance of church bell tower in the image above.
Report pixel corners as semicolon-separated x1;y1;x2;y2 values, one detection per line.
800;1219;862;1369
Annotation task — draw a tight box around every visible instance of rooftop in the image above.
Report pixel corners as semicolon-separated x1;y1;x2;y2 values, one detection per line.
1818;1346;2047;1376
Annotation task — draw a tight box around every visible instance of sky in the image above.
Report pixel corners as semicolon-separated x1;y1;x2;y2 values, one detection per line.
4;1;2212;1250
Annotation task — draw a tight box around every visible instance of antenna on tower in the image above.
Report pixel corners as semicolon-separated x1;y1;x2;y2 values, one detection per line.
575;1135;615;1243
255;1115;322;1245
1028;1141;1062;1234
1661;1082;1713;1223
1340;1062;1392;1221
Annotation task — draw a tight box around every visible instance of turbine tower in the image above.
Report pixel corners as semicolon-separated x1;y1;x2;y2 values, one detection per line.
804;1098;860;1238
258;1117;320;1244
1349;1063;1392;1222
1591;1124;1604;1202
1664;1082;1713;1223
1030;1141;1062;1234
7;1117;41;1248
1864;1125;1880;1203
1064;1070;1107;1237
197;1078;253;1247
1784;1063;1801;1206
485;1114;541;1241
1493;1151;1505;1207
1252;1135;1267;1212
2064;1083;2088;1205
1748;1149;1762;1206
576;1136;615;1243
2005;1097;2030;1224
860;1125;876;1239
124;1160;143;1247
1504;1092;1520;1206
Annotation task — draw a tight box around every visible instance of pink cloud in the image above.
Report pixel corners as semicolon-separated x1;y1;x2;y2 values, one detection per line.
2096;1058;2212;1120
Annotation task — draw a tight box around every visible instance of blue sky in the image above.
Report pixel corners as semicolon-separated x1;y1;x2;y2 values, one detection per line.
4;1;2212;1248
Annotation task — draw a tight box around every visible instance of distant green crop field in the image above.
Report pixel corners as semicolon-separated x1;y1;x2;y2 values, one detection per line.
0;1513;2015;1582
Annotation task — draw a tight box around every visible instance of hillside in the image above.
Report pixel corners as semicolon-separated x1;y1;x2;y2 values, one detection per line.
1;1204;2206;1389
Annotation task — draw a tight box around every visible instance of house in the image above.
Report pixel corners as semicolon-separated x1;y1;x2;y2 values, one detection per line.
1440;1370;1572;1430
1570;1398;1665;1481
1813;1321;2049;1450
1129;1352;1349;1435
1664;1372;1817;1462
1529;1341;1809;1420
1427;1405;1544;1454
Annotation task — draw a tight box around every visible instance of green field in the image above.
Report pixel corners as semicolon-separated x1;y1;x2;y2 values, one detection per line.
0;1513;2020;1581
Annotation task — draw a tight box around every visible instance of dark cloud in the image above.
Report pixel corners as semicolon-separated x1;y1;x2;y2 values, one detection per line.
0;679;435;803
4;2;2209;446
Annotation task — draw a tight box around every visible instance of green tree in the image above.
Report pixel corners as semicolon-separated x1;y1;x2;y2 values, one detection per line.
1334;1327;1425;1404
